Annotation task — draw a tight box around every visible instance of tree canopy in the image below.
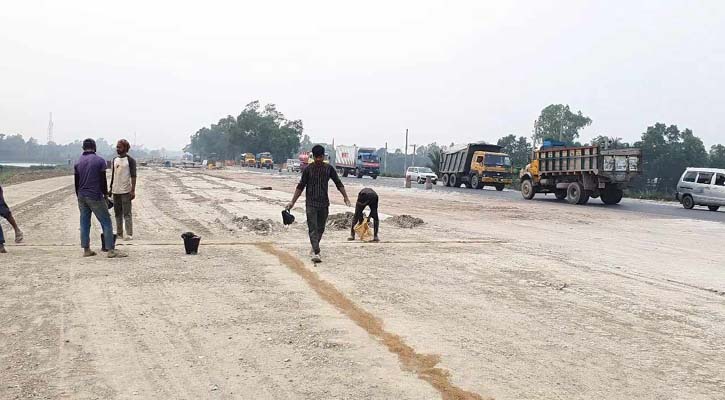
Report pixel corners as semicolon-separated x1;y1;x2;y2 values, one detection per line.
185;101;303;163
534;104;592;144
496;135;532;169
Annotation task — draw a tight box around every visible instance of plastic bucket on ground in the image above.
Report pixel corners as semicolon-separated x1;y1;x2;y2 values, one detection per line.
100;233;117;252
183;235;201;255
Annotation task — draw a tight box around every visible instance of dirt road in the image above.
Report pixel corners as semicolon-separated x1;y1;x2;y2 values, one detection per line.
1;167;723;399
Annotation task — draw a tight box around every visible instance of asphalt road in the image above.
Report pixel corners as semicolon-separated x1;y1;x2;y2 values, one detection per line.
249;167;725;224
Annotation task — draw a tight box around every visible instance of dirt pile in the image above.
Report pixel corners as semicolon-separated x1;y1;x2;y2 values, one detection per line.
232;216;281;235
388;215;425;228
326;212;355;230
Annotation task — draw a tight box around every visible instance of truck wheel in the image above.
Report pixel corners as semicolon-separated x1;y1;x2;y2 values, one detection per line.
601;188;623;205
372;175;377;180
470;174;482;189
521;179;535;200
554;190;567;200
495;184;504;191
567;182;585;205
708;205;719;212
682;195;694;209
342;169;349;178
442;174;450;187
449;174;458;187
356;169;363;178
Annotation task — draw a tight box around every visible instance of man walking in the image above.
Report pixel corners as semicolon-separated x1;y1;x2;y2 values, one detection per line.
74;138;126;258
348;188;380;242
286;145;351;263
0;185;24;253
110;139;137;240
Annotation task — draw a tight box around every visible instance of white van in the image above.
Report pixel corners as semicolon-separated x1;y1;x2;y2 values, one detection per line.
676;168;725;211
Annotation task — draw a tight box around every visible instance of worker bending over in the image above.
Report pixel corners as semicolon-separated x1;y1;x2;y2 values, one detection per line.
348;188;380;242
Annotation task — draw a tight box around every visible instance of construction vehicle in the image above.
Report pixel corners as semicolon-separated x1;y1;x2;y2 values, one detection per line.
299;151;330;171
439;143;513;190
243;153;256;168
335;145;380;179
519;141;642;205
256;152;274;169
206;153;218;169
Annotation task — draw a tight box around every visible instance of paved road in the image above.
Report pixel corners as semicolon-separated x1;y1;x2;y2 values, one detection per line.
245;167;725;224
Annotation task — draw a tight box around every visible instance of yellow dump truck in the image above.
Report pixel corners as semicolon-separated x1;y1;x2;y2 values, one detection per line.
256;152;274;169
439;143;513;190
243;153;256;167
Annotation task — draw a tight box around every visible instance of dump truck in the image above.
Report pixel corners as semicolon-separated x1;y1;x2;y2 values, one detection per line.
243;153;256;167
335;145;380;179
439;143;513;190
519;142;642;205
255;152;274;169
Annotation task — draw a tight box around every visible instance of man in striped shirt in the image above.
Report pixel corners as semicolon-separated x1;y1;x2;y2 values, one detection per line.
287;145;351;263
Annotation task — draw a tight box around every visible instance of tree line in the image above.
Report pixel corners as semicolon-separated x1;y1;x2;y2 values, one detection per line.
184;101;303;164
0;134;164;164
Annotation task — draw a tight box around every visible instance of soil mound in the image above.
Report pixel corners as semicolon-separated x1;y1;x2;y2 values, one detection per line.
232;216;280;235
326;212;355;230
388;214;424;228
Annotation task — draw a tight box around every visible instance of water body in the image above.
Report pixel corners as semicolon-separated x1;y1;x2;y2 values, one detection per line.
0;162;59;168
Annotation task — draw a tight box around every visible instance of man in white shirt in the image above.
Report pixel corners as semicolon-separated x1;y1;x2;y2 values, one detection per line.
109;139;137;240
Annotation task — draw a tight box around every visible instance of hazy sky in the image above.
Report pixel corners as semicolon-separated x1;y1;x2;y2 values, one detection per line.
1;0;723;151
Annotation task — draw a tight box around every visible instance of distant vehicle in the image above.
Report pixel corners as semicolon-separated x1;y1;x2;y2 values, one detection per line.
439;143;512;190
256;152;274;169
519;142;642;205
286;159;301;172
207;152;218;169
335;145;380;179
164;160;172;167
299;151;329;171
406;167;438;184
243;153;256;167
676;168;725;211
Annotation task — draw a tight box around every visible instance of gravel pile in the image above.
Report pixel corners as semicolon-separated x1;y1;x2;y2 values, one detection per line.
387;215;424;228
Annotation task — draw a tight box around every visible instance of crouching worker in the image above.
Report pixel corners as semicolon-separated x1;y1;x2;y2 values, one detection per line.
348;188;379;242
0;185;24;253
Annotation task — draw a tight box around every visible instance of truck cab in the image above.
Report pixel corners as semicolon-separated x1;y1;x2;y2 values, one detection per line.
470;151;513;190
355;149;380;179
243;153;256;167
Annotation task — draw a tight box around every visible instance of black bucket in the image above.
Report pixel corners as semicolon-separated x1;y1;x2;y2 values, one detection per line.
182;234;201;255
100;233;117;252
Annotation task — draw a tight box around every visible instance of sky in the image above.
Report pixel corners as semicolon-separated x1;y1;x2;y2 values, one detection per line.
1;0;724;152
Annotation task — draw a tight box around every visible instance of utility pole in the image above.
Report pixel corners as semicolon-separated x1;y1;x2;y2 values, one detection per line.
410;144;417;167
384;142;388;175
403;129;409;175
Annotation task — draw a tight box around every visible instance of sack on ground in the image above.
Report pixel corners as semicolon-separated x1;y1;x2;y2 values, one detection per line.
353;217;373;241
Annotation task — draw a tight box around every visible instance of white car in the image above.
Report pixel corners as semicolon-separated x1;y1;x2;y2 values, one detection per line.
286;159;301;172
406;167;438;184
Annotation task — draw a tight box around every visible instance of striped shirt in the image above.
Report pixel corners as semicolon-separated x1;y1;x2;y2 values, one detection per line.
297;162;344;208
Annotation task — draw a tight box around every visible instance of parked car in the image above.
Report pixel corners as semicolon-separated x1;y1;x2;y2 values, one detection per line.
406;167;438;184
676;167;725;211
286;159;301;172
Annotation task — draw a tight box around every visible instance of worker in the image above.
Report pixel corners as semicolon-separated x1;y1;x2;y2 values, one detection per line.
348;188;380;242
110;139;137;241
286;145;351;263
0;185;24;253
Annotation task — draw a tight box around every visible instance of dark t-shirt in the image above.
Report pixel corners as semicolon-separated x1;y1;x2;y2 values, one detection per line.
296;162;344;208
74;152;108;200
356;188;378;211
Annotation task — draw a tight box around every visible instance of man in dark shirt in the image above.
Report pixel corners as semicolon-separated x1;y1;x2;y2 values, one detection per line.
0;185;24;253
287;145;351;263
348;188;380;242
74;138;126;258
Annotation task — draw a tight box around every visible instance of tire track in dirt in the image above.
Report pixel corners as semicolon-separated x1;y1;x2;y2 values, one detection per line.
257;243;489;400
143;173;213;237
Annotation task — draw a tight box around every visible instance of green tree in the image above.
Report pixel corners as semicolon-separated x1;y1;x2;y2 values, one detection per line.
634;123;708;193
185;101;303;163
710;144;725;168
534;104;592;144
496;134;532;169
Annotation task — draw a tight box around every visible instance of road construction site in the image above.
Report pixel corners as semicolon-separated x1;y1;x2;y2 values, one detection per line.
1;167;724;400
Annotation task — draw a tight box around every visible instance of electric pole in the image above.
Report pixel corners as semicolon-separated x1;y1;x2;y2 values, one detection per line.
403;129;409;175
47;112;54;144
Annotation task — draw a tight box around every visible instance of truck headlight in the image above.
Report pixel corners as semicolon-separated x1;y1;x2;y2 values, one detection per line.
604;156;615;171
